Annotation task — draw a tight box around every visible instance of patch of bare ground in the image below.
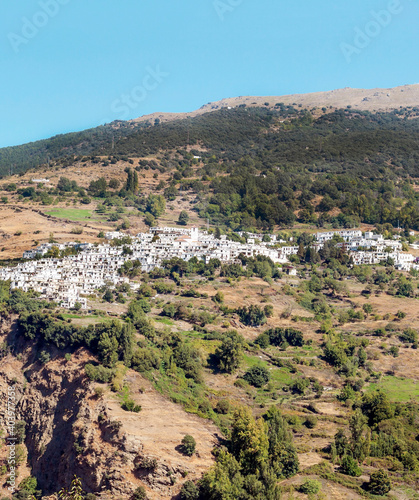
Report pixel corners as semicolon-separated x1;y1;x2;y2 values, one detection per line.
370;347;419;379
104;370;220;499
0;205;109;259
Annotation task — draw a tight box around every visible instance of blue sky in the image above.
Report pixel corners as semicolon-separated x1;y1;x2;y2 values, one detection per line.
1;0;418;148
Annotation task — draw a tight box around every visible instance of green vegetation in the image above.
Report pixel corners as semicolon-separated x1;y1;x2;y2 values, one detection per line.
367;376;419;402
181;435;196;456
45;208;92;221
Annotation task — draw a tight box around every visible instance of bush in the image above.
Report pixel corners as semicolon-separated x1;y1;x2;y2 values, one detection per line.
181;435;196;456
368;469;391;495
289;377;310;395
304;416;318;429
94;387;105;399
243;365;270;388
121;399;142;413
132;486;147;500
236;304;267;327
85;363;114;383
141;457;158;470
38;350;50;364
180;480;199;500
18;476;38;495
299;479;321;494
340;455;362;477
215;399;230;414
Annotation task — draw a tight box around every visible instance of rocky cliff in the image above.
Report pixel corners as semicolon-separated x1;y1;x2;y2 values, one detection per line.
0;325;219;499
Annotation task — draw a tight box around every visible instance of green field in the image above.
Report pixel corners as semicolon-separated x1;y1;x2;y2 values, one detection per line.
153;317;174;326
367;376;419;402
45;208;93;221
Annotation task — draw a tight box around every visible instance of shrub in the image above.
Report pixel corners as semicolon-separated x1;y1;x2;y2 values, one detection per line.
236;304;267;327
215;399;230;414
121;399;142;413
289;377;310;395
340;455;362;477
85;363;114;383
243;365;270;388
132;486;147;500
18;476;38;495
180;480;200;500
181;435;196;456
304;416;318;429
368;469;391;495
38;350;50;364
141;457;158;470
299;479;321;494
94;387;105;399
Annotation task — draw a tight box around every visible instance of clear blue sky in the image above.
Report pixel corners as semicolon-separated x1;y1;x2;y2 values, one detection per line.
1;0;418;148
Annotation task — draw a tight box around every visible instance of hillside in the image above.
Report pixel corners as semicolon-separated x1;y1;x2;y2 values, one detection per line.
1;87;419;500
1;83;419;177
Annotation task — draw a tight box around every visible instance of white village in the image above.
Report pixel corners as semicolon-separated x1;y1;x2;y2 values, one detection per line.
0;226;417;310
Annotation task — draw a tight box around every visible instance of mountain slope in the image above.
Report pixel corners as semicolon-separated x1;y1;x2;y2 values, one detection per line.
1;84;419;177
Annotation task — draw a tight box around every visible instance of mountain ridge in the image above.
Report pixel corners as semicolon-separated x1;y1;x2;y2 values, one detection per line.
129;83;419;125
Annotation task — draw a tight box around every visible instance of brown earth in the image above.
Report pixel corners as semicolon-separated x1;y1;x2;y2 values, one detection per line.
130;84;419;126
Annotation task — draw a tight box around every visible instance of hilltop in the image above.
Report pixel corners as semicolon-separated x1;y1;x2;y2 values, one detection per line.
131;83;419;125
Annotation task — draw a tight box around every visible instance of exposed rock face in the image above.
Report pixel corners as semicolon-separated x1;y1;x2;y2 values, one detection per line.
18;350;105;495
1;333;219;499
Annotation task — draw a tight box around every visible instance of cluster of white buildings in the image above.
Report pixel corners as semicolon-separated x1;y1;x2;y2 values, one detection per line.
0;227;417;309
314;230;418;270
0;248;130;309
0;227;295;309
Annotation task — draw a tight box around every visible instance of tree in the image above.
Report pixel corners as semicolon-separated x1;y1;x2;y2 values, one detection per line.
230;406;269;474
181;435;196;456
58;475;84;500
200;450;245;500
57;176;77;192
146;194;166;217
144;213;156;227
97;332;119;367
264;407;299;479
297;242;305;262
361;391;393;426
349;410;370;461
215;330;245;373
103;289;114;303
178;210;189;225
368;469;391;495
180;481;199;500
88;177;107;197
108;178;120;189
236;305;267;327
340;455;362;477
243;365;270;388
